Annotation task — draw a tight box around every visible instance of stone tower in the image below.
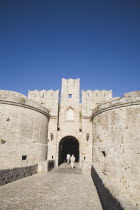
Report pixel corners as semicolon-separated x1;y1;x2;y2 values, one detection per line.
52;78;82;166
59;78;80;135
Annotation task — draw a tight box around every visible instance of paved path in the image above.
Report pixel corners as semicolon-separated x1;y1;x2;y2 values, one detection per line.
0;163;102;210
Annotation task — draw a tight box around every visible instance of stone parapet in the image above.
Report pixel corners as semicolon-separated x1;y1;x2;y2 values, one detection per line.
0;90;49;117
124;91;140;97
91;96;140;119
0;164;38;186
91;163;139;210
82;162;92;174
28;89;59;116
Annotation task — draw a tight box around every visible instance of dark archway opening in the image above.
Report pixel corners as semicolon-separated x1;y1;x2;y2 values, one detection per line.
58;136;79;165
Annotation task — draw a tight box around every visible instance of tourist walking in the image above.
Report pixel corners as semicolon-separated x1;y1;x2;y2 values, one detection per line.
66;153;71;164
70;154;75;169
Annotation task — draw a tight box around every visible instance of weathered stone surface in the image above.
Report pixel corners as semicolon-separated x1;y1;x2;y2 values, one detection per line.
28;89;59;116
124;91;140;97
91;97;140;207
0;90;49;170
0;90;49;115
91;164;139;210
0;164;37;186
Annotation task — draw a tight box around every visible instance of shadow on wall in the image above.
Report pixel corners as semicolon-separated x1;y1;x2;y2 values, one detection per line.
0;164;38;186
91;165;139;210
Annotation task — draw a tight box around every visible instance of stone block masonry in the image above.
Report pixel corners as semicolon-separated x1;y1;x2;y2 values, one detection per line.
91;95;140;208
0;90;49;170
0;164;38;186
91;164;139;210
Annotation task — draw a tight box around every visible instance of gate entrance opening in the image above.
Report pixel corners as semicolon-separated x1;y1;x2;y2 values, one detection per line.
58;136;79;165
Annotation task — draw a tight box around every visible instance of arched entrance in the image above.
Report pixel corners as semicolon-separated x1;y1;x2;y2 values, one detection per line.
58;136;79;165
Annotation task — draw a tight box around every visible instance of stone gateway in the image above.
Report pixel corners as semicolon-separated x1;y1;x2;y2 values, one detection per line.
0;78;139;209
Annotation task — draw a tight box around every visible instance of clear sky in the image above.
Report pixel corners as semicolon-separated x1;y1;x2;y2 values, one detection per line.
0;0;140;97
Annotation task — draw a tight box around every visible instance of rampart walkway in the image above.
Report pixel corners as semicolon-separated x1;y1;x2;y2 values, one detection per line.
0;163;102;210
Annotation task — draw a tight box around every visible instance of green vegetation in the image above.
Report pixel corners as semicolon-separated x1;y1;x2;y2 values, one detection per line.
20;98;26;103
79;111;82;119
0;139;6;144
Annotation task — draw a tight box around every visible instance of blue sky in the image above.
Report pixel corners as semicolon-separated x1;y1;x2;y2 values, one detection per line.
0;0;140;97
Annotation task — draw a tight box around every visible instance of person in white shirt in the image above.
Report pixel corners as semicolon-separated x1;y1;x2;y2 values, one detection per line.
70;154;75;169
66;153;71;164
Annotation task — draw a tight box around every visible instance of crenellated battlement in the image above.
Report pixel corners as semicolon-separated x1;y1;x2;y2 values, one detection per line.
28;89;59;116
82;89;112;98
62;78;80;85
82;89;112;117
28;89;59;98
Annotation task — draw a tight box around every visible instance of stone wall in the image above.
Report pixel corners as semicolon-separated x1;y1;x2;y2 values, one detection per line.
82;89;112;117
91;163;139;210
0;90;49;170
0;164;38;186
81;89;112;164
91;95;140;207
59;78;80;137
28;89;59;116
28;89;59;164
124;91;140;97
